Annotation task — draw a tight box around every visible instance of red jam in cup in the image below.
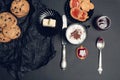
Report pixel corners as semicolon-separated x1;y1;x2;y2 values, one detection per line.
76;45;88;60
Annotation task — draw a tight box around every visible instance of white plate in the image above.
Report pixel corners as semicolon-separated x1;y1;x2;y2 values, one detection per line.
66;24;86;45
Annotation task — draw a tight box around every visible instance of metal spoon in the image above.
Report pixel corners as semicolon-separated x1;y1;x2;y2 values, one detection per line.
96;37;105;74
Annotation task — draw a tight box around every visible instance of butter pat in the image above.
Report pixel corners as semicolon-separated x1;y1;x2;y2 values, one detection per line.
43;19;49;26
49;19;56;27
42;18;56;27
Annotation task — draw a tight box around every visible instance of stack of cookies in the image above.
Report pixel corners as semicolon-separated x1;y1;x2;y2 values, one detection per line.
0;12;21;42
0;0;30;43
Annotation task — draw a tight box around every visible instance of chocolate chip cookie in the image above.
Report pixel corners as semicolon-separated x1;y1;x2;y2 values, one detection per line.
10;0;30;18
3;25;21;39
0;33;11;43
0;12;17;28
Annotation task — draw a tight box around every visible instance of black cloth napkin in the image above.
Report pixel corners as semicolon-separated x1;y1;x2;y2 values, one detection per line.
0;0;56;80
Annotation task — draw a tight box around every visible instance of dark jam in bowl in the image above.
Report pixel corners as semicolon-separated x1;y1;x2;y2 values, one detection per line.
96;16;111;30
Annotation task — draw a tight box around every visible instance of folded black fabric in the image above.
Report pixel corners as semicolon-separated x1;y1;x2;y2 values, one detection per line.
0;0;56;80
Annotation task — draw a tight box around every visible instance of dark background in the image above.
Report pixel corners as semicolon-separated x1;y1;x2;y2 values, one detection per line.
0;0;120;80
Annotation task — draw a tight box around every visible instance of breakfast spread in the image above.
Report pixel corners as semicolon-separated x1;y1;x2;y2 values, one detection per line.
69;0;94;21
10;0;30;18
76;45;88;60
0;0;112;78
42;18;56;27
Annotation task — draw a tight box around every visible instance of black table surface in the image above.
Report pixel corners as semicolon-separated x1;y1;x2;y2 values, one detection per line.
0;0;120;80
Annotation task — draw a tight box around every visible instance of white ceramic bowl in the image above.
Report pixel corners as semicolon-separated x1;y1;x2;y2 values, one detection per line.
66;23;87;45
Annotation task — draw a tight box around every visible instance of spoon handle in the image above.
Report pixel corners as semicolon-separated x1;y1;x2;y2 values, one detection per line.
98;50;103;74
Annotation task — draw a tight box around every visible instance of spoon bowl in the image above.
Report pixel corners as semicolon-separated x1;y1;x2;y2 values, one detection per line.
97;38;105;50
